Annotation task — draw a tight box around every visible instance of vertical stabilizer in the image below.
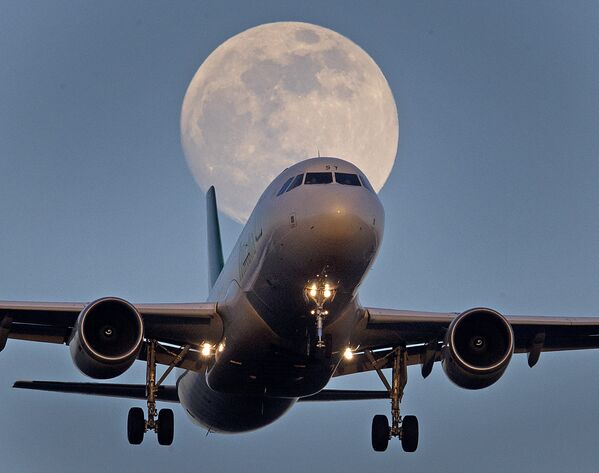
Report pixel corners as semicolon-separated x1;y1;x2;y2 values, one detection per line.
206;186;224;288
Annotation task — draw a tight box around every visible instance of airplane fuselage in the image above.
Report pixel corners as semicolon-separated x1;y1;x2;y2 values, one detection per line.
177;157;385;432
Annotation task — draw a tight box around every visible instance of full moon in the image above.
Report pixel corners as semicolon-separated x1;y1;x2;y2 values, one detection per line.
181;22;399;223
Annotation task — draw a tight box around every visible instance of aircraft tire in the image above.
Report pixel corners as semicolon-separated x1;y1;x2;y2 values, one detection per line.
401;415;419;452
127;407;145;445
371;414;390;452
157;408;174;446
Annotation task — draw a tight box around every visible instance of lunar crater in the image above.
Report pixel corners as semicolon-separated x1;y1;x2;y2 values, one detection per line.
295;28;320;44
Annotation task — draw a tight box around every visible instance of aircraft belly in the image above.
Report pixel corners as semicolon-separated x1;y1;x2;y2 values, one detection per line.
177;371;296;434
208;285;337;397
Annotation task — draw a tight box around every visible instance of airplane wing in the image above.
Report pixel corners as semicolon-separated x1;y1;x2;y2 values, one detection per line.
0;300;222;372
335;307;599;377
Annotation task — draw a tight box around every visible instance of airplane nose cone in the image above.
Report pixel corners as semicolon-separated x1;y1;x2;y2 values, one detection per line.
301;187;384;248
270;186;386;293
311;206;373;241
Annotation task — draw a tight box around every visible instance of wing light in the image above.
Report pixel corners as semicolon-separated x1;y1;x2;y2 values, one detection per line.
343;347;354;360
201;342;213;358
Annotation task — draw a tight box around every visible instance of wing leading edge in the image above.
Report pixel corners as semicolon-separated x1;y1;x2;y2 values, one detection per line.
0;300;221;365
340;307;599;377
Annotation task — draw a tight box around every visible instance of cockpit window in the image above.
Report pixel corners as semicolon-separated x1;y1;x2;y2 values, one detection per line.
335;172;361;186
286;174;304;192
359;174;375;192
305;172;333;184
276;176;294;196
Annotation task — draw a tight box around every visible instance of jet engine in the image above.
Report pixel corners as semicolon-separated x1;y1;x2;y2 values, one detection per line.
442;308;514;389
70;297;144;379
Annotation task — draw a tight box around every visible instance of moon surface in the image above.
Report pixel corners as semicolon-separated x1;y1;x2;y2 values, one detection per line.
181;22;399;223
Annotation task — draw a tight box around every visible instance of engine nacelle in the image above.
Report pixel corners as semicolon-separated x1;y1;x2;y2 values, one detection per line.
70;297;144;379
442;308;514;390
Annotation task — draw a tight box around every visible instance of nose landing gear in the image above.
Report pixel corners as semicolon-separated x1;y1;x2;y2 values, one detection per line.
366;347;419;453
312;306;330;349
305;274;336;351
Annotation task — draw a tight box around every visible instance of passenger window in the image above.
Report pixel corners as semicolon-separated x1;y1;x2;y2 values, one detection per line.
335;172;361;186
286;174;304;192
276;176;294;196
359;174;375;192
305;172;333;184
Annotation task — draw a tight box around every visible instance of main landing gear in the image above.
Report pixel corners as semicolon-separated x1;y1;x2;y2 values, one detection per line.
127;340;189;446
366;347;419;453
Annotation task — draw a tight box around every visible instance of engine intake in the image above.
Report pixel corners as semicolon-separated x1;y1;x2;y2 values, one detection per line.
70;297;144;379
442;308;514;389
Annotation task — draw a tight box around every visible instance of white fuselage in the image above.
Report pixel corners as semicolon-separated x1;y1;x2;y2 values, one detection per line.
177;157;385;432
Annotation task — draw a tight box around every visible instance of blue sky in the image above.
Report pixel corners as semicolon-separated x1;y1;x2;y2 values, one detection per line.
1;1;599;471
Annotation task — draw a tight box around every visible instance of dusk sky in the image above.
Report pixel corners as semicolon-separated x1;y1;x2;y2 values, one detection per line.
2;1;599;472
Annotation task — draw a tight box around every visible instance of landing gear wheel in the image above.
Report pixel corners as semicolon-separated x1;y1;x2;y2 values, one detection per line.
371;415;390;452
157;409;174;446
127;407;145;445
401;415;419;452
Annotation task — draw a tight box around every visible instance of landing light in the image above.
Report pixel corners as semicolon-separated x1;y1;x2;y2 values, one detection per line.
305;279;336;304
218;342;225;353
343;347;354;360
305;277;337;348
201;342;212;357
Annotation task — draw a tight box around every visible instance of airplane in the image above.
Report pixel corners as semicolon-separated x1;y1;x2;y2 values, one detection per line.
3;156;599;452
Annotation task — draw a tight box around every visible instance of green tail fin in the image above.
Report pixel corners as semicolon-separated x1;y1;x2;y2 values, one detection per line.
206;186;224;288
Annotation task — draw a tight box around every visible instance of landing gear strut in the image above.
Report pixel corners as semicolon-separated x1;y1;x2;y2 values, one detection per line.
127;340;189;446
366;346;419;453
